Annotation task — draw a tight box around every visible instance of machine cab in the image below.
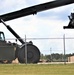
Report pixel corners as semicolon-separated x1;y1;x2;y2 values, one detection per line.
0;31;5;41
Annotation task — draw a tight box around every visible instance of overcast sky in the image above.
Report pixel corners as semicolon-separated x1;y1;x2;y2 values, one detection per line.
0;0;74;54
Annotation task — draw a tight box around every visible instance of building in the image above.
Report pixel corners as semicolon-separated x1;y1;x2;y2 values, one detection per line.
68;56;74;62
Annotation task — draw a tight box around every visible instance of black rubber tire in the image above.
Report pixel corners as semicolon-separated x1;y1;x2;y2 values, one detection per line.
18;44;40;63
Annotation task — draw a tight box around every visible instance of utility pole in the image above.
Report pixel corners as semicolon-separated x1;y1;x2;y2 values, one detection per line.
50;48;52;62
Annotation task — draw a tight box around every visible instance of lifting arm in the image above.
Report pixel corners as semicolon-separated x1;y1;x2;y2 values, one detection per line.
0;19;25;44
0;0;74;22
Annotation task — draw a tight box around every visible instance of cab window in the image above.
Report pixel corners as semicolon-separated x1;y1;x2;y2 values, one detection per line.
0;32;5;41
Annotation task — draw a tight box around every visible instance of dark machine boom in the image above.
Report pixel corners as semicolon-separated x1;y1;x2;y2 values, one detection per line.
0;0;74;22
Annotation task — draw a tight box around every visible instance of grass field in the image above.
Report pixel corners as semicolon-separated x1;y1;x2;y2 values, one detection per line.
0;64;74;75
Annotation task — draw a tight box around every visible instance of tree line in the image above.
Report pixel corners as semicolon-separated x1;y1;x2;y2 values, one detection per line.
40;53;74;62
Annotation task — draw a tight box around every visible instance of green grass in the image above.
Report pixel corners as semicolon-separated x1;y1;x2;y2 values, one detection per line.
0;64;74;75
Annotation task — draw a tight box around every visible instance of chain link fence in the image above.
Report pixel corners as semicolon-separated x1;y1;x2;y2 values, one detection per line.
4;35;74;63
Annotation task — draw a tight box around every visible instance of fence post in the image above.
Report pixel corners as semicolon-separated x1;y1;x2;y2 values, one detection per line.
25;35;27;64
63;34;66;65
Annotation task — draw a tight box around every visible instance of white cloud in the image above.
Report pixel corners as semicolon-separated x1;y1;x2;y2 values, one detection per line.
0;0;27;14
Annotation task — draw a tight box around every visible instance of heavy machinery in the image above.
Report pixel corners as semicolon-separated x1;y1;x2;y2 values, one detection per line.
0;19;40;63
0;0;74;63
